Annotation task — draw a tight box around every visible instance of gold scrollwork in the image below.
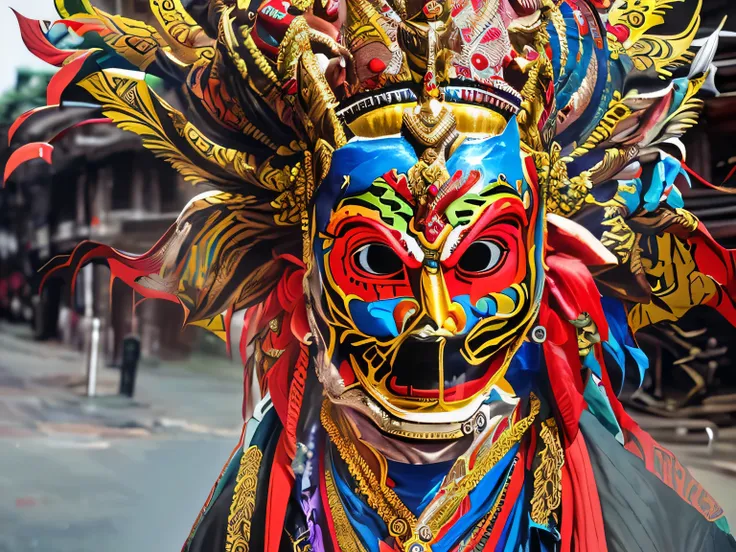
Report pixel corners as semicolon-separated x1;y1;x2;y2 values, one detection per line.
530;418;564;526
324;468;369;552
226;445;263;552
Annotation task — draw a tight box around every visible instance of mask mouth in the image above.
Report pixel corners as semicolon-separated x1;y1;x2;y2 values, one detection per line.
385;335;505;402
337;325;510;407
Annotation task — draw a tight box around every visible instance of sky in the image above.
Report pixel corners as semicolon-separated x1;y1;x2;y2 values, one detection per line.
0;0;58;94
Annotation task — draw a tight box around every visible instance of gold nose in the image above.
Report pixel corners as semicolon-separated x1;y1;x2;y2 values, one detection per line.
420;269;465;334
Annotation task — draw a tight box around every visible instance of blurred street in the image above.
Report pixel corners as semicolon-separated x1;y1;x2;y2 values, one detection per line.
0;322;243;552
2;321;736;551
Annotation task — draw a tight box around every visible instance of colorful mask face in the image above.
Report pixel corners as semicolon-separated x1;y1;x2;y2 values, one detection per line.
311;119;545;424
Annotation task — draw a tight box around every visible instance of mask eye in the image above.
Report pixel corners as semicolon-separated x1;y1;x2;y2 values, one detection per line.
457;240;505;274
353;243;404;277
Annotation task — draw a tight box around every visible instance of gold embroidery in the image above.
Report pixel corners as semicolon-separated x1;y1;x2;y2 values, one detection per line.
226;445;263;552
324;467;368;552
321;402;417;543
323;395;540;551
411;394;540;546
530;418;564;526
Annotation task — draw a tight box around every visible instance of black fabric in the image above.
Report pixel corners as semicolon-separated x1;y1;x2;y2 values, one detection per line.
188;478;236;552
187;407;283;551
249;410;284;550
579;411;736;552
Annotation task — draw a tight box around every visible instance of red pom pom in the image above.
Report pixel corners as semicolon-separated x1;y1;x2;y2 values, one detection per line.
368;57;386;73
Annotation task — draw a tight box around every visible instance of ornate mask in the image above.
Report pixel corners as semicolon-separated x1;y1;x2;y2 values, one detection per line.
310;109;545;432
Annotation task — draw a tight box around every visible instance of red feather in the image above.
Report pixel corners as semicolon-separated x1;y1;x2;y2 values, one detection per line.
12;10;77;67
3;142;53;184
47;52;91;105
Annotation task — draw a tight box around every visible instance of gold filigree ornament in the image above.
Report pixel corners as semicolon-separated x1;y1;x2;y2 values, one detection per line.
321;401;418;545
404;394;540;551
321;395;540;551
529;418;564;526
226;445;263;552
543;143;592;217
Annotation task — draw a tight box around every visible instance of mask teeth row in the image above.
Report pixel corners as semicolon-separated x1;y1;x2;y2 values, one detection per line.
444;86;520;115
336;82;521;125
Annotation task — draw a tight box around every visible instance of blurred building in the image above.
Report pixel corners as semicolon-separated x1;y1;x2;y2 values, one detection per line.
0;0;208;363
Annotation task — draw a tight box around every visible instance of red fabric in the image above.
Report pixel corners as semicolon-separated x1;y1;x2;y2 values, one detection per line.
562;433;608;552
540;301;585;442
547;218;616;271
47;52;91;105
541;245;616;443
265;434;295;552
545;253;608;342
560;460;573;552
252;258;308;449
39;231;182;307
690;225;736;296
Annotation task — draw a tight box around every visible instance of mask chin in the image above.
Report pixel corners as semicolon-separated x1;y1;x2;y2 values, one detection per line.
321;379;518;441
326;387;482;440
314;340;517;440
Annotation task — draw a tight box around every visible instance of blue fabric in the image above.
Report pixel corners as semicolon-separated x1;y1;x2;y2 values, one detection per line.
600;296;649;392
385;458;455;515
433;445;519;552
499;487;527;552
330;452;388;552
554;2;581;105
505;341;544;399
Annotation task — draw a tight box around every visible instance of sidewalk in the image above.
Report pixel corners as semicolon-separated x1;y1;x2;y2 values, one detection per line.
0;322;247;552
0;321;244;441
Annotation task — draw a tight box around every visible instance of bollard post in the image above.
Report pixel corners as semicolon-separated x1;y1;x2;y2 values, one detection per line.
87;317;101;397
119;334;141;398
